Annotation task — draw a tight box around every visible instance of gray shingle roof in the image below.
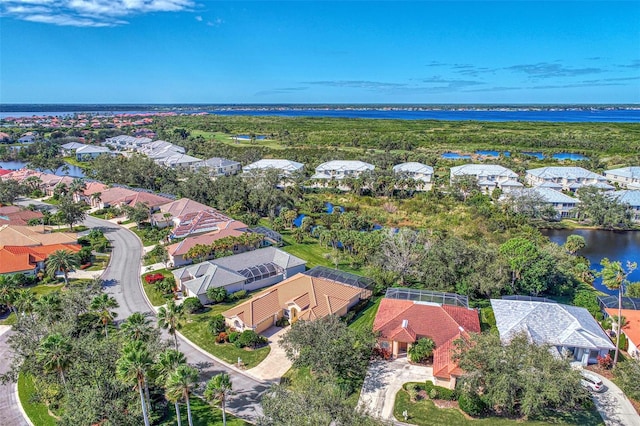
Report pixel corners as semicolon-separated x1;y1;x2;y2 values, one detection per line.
491;299;614;350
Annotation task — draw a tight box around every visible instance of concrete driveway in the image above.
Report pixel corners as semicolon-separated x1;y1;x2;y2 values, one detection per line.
588;371;640;426
358;358;434;420
247;326;292;382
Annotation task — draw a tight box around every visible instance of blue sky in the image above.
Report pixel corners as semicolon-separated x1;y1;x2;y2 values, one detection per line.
1;1;638;104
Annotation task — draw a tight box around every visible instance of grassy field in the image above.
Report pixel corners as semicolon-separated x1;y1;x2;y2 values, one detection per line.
141;269;174;306
394;384;603;426
17;374;58;426
348;296;381;333
158;396;248;426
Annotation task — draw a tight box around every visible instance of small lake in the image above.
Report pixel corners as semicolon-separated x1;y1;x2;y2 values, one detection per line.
552;153;588;161
235;135;267;140
441;152;472;160
0;161;86;178
543;229;640;295
475;150;511;158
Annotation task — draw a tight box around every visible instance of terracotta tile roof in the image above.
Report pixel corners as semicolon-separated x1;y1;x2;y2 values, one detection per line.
0;243;81;274
116;191;173;208
0;225;77;246
606;308;640;347
98;187;138;204
389;323;417;343
373;298;480;348
171;210;234;238
0;207;43;226
82;182;109;196
223;273;363;328
157;198;212;218
433;332;468;380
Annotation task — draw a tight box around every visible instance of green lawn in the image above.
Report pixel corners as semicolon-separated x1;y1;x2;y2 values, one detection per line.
130;225;171;246
349;296;381;333
141;269;175;306
180;301;271;369
85;254;110;271
158;396;248;426
394;384;603;426
17;374;58;426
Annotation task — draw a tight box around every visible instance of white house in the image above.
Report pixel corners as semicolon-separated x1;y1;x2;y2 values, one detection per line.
141;140;185;159
156;153;202;169
450;164;520;193
604;167;640;190
60;142;88;155
492;298;614;366
75;145;113;161
505;187;580;218
311;160;375;180
104;135;152;151
611;190;640;222
526;167;613;192
393;162;434;186
191;157;242;176
18;134;36;144
243;159;304;177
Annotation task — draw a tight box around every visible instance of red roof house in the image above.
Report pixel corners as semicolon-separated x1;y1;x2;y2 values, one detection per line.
373;297;480;388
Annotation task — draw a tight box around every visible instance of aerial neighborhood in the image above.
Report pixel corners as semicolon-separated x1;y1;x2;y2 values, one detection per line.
1;115;640;426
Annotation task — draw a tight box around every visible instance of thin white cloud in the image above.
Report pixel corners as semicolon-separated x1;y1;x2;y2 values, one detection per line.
1;0;194;26
195;15;202;21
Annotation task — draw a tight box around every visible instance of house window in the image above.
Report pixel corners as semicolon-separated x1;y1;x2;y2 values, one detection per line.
380;341;390;349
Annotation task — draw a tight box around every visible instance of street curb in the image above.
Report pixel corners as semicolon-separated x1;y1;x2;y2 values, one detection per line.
14;381;34;426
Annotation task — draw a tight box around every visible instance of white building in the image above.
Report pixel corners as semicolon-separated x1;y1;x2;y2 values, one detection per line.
192;157;242;176
156;153;202;169
140;140;185;159
604;167;640;190
526;167;613;192
243;159;304;177
450;164;521;193
75;145;113;161
611;190;640;222
311;160;375;180
393;162;434;190
506;187;580;218
104;135;152;151
60;142;88;155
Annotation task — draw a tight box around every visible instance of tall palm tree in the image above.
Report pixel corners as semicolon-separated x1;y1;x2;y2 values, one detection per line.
45;249;80;287
204;373;233;426
157;300;185;350
14;289;36;322
0;279;18;316
91;191;102;208
34;292;62;324
37;333;72;387
166;365;199;426
90;294;119;338
156;349;187;426
116;341;153;426
121;312;154;341
600;258;638;366
69;178;86;200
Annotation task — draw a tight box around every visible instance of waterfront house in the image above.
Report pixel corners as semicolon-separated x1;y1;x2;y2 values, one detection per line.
526;167;612;192
173;247;307;305
373;289;480;388
610;190;640;222
104;135;152;151
155;152;202;169
60;142;88;155
450;164;520;193
223;266;371;334
242;159;304;177
504;187;580;219
491;298;614;366
604;308;640;359
191;157;242;177
311;160;375;180
604;167;640;190
393;162;434;190
75;145;112;161
17;134;36;144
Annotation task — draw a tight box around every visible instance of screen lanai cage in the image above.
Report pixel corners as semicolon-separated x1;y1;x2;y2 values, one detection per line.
238;262;283;284
598;295;640;311
302;266;374;299
385;288;469;308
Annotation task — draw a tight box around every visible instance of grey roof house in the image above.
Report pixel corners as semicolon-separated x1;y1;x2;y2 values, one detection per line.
191;157;242;176
491;298;614;366
173;247;307;303
605;167;640;190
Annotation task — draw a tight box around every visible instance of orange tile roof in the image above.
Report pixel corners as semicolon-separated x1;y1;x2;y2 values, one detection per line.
605;308;640;347
0;243;80;274
0;208;43;226
433;332;469;380
116;191;173;208
223;273;363;328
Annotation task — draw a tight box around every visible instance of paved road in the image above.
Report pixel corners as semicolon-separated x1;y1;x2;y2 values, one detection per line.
1;200;267;422
589;371;640;426
0;327;29;426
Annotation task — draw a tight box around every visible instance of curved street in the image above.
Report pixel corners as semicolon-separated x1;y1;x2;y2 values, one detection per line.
0;203;267;424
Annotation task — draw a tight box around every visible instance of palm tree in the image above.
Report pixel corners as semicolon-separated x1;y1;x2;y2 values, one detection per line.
158;300;185;350
37;333;72;387
69;178;86;200
45;249;80;287
204;373;233;426
156;349;187;426
117;341;153;426
14;289;36;321
165;365;199;426
34;292;62;324
600;258;638;366
121;312;154;341
91;191;102;208
0;279;18;316
90;294;119;338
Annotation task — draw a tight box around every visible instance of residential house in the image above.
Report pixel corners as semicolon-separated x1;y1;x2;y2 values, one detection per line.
151;198;213;228
450;164;521;193
526;167;613;192
223;266;372;334
311;160;375;180
373;289;480;388
604;308;640;359
0;169;11;177
604;167;640;190
611;190;640;222
155;152;202;169
75;145;112;161
191;157;242;177
171;210;240;239
60;142;88;156
393;162;434;190
92;187;138;209
167;220;249;267
75;181;109;205
491;298;614;366
0;132;12;143
173;247;307;305
104;135;152;151
242;159;304;177
0;206;43;226
505;187;580;218
18;134;36;144
0;225;77;246
38;174;74;197
140;140;185;159
0;243;82;275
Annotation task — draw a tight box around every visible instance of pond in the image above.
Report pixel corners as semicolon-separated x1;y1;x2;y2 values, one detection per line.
441;152;472;160
542;229;640;295
0;161;86;178
522;151;545;160
552;152;588;161
235;135;267;140
475;150;511;157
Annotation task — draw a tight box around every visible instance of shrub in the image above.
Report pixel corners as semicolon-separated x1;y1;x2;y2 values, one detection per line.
182;297;203;314
275;317;289;328
208;314;226;334
144;273;164;284
228;331;240;343
408;338;435;364
597;353;613;370
206;287;227;303
78;246;93;264
619;333;629;351
235;330;267;349
423;381;456;400
215;332;228;344
407;383;419;402
614;359;640;400
458;392;486;417
230;290;247;301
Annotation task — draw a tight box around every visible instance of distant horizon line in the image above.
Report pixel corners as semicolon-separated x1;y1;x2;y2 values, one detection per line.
2;103;639;106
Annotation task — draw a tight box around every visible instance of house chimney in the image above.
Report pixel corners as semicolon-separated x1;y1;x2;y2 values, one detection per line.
402;319;408;328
